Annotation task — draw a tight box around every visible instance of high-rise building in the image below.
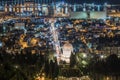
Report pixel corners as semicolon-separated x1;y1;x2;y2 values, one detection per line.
3;0;70;17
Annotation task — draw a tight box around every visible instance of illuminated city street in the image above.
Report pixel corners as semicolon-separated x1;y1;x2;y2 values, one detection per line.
0;0;120;80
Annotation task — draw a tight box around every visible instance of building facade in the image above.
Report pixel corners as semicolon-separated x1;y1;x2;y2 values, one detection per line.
4;0;70;17
2;0;120;18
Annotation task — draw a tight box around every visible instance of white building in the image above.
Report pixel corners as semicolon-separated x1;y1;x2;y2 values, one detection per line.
61;41;73;63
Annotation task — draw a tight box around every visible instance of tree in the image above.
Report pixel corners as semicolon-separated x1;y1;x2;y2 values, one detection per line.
70;52;76;68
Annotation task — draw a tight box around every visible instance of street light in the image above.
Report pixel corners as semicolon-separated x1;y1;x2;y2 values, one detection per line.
100;55;104;59
83;53;87;58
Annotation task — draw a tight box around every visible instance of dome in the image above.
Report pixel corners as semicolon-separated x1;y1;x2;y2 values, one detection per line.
62;41;73;51
61;41;73;63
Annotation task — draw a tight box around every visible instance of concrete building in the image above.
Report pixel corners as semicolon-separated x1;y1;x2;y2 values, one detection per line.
4;0;70;17
1;0;120;19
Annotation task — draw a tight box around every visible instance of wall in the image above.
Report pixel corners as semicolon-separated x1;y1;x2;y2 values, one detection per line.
90;11;106;19
70;12;87;19
70;11;106;19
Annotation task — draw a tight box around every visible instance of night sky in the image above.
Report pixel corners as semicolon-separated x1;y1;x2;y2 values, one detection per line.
65;0;120;4
1;0;120;4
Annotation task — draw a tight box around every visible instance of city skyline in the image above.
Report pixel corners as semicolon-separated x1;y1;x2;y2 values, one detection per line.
1;0;120;4
0;0;120;80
